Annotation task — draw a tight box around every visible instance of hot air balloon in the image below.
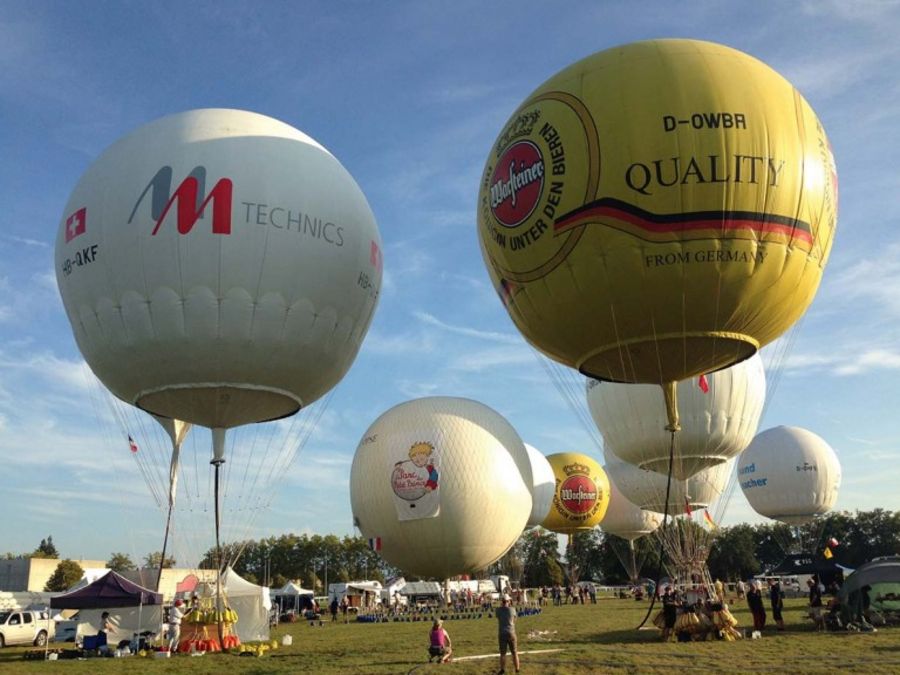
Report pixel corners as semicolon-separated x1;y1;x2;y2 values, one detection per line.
349;397;533;579
600;477;663;586
600;477;663;542
587;355;765;480
56;106;380;456
738;426;841;525
604;457;734;587
478;38;837;431
56;108;381;646
542;453;610;534
604;459;733;516
587;355;766;480
524;444;556;529
541;453;609;586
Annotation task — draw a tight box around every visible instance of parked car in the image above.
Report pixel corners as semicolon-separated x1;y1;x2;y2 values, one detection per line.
0;610;52;647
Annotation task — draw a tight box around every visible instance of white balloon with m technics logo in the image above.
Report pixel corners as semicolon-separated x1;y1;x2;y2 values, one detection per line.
55;109;382;429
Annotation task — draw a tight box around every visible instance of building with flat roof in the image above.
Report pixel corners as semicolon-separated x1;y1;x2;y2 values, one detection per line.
0;558;107;592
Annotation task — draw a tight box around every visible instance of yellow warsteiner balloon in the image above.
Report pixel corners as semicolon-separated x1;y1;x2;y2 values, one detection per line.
478;39;837;425
541;453;610;534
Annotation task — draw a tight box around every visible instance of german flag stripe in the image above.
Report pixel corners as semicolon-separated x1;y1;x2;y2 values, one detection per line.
554;197;813;246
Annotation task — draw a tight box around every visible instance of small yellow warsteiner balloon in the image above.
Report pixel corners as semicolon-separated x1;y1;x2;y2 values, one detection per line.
541;453;610;534
478;39;837;388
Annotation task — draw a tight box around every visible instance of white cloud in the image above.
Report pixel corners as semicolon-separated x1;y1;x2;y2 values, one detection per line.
449;344;534;372
779;346;900;377
3;235;48;248
413;310;521;345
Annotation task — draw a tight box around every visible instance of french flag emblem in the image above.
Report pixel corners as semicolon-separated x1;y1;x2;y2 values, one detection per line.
368;537;381;552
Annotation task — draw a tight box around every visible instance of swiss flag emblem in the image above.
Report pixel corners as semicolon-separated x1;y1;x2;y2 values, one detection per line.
370;240;383;273
65;207;87;243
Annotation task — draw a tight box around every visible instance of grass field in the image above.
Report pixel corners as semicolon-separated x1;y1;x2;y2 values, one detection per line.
1;598;898;674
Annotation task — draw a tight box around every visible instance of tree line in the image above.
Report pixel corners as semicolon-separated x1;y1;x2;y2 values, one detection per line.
11;509;897;592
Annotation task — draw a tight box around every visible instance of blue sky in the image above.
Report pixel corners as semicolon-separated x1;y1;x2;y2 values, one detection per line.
1;1;898;566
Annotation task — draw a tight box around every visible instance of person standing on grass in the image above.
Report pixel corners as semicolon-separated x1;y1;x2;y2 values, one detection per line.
808;577;825;630
167;599;185;651
496;595;519;674
747;580;767;631
330;596;339;622
769;579;785;631
661;586;678;642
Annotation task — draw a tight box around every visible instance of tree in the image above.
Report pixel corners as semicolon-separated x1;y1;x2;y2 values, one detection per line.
708;524;760;581
144;552;176;569
106;553;136;573
542;556;565;586
522;529;563;587
488;538;526;585
44;560;83;591
33;536;59;559
597;534;661;584
566;530;607;583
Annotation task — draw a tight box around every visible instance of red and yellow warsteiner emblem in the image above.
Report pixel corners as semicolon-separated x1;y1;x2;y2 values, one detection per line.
559;474;598;515
490;141;545;228
553;462;604;523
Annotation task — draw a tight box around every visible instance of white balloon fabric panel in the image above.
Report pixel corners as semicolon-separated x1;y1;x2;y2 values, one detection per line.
605;458;733;515
600;471;663;541
55;109;382;429
524;444;556;529
350;397;532;579
738;426;842;525
587;354;765;480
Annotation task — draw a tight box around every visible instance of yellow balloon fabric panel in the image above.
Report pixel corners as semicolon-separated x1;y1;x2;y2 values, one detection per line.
478;39;837;385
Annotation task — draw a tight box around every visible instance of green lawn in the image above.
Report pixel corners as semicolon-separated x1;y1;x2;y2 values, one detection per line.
1;599;897;674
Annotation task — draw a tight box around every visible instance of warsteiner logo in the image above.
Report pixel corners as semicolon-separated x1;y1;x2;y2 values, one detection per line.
553;462;603;522
128;165;233;236
559;475;598;515
490;141;544;228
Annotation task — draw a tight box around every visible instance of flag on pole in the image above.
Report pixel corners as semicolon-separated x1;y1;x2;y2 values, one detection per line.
684;499;693;517
698;374;710;393
823;547;834;560
703;510;718;529
368;537;382;552
128;435;139;454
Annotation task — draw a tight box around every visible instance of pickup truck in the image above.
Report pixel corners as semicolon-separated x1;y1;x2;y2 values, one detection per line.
0;610;52;647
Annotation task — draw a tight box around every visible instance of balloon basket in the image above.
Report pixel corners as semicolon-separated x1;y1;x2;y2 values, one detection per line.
177;623;240;653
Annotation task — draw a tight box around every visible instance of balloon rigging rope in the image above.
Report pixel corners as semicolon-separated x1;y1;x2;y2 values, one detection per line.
534;351;602;451
229;389;335;567
636;428;677;629
84;368;139;566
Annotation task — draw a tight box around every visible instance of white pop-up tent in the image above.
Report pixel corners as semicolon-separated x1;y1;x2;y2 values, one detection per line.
273;581;315;614
196;567;271;643
223;567;271;643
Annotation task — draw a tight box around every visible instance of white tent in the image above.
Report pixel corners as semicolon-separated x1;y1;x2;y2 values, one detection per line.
273;581;315;613
196;567;271;643
224;567;271;643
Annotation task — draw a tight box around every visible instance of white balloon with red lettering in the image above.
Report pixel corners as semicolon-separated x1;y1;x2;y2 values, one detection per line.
55;109;382;429
350;397;533;579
